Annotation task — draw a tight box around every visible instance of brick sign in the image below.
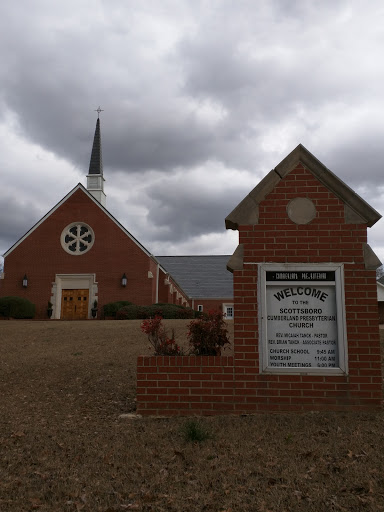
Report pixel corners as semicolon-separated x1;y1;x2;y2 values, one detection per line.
259;265;348;374
138;146;383;415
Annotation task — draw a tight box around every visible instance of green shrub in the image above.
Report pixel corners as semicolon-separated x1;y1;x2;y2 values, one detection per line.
0;296;36;319
136;306;152;319
152;305;194;319
115;305;142;320
116;300;134;308
103;300;133;318
154;302;185;309
115;305;152;320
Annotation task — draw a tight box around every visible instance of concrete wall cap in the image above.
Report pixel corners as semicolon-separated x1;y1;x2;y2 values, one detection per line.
363;243;382;270
225;144;382;230
227;244;244;273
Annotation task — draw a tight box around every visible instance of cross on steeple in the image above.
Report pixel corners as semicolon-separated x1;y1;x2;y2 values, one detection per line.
94;106;104;118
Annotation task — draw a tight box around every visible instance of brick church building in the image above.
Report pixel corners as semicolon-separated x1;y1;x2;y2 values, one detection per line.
0;117;233;319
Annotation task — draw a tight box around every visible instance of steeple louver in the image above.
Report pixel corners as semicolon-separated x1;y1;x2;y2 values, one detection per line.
86;116;106;206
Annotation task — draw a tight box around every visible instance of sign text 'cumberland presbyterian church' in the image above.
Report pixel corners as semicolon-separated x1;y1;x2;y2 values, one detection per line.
259;265;348;374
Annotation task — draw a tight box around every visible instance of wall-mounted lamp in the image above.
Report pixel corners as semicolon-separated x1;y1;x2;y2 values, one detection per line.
22;274;28;288
121;273;127;287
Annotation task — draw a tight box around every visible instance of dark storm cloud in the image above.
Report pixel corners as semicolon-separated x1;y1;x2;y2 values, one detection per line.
105;111;215;171
0;0;354;177
320;137;384;196
0;0;378;183
0;197;42;255
0;2;221;174
178;3;351;108
1;1;384;258
139;172;251;243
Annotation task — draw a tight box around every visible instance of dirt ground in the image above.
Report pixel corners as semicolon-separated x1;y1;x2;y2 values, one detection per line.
1;319;384;511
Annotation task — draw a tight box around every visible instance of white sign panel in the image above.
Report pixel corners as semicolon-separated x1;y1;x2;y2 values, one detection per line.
260;266;348;374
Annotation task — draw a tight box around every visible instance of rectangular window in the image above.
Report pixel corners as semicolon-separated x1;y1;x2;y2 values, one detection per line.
223;304;234;319
259;264;347;375
197;305;203;312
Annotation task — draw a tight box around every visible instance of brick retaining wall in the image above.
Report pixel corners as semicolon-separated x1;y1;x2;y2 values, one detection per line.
137;354;382;416
137;356;234;415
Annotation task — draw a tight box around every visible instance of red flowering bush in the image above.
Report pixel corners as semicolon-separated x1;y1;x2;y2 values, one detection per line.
141;316;181;355
141;311;230;356
187;310;230;356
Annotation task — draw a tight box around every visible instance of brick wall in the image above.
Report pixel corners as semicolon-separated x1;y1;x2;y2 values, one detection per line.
137;356;234;416
137;162;382;415
1;189;159;317
1;188;190;318
233;164;382;411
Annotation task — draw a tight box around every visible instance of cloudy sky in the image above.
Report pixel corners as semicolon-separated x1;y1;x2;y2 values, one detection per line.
1;0;384;268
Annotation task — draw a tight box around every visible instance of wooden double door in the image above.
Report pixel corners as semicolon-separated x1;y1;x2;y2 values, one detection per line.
61;289;89;320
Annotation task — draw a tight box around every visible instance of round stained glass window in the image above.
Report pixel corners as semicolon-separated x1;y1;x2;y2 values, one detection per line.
60;222;95;255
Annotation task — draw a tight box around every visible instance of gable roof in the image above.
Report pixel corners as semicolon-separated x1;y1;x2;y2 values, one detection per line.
156;255;233;299
3;183;153;259
226;144;382;230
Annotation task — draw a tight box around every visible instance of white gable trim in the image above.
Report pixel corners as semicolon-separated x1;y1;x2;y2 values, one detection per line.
3;183;153;259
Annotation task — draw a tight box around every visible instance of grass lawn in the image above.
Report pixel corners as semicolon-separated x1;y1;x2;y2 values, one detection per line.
1;319;384;511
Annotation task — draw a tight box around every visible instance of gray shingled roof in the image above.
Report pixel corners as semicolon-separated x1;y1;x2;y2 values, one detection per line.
88;118;103;175
156;256;233;299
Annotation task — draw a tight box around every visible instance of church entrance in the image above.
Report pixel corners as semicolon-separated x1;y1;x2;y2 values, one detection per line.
61;289;89;320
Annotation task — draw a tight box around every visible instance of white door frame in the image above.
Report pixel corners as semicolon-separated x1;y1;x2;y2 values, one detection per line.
51;273;98;319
